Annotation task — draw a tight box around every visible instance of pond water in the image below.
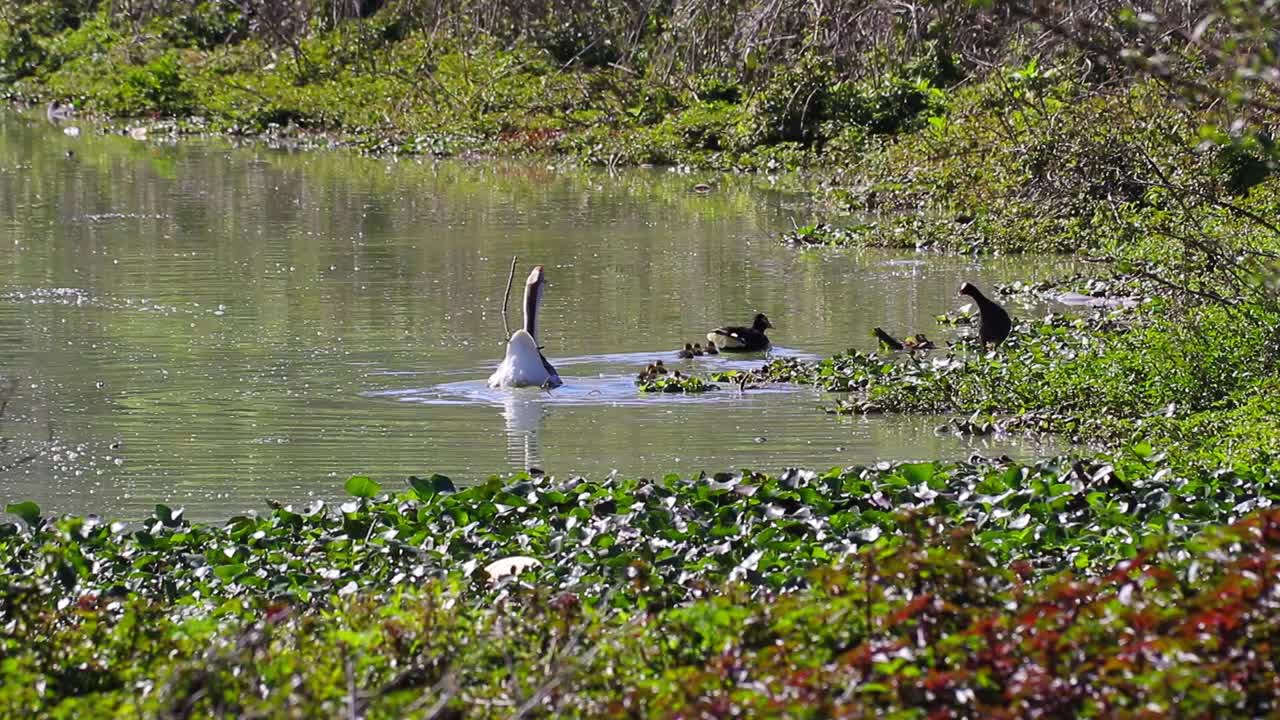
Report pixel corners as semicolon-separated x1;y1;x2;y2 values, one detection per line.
0;112;1072;520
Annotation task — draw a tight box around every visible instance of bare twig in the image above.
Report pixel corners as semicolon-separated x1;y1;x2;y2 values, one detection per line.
501;255;518;339
401;667;459;716
346;656;358;720
511;587;630;719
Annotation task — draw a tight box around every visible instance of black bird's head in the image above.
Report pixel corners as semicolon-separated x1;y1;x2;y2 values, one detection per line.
753;313;773;332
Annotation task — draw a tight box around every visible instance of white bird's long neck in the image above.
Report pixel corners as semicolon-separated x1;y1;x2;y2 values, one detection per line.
523;280;540;340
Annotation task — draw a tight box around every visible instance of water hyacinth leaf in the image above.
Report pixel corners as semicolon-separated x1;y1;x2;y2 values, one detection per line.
6;501;40;526
152;504;184;526
213;563;248;581
899;462;936;486
493;492;529;508
408;473;456;500
345;475;382;498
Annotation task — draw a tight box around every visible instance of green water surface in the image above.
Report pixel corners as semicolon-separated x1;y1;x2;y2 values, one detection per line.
0;112;1070;519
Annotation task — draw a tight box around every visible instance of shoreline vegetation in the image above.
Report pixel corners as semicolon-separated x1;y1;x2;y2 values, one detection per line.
3;0;1280;716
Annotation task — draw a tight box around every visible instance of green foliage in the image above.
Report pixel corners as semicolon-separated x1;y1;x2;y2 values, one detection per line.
637;373;718;393
116;50;190;114
5;495;1280;716
2;3;1279;714
408;473;456;500
344;474;381;498
750;52;836;145
732;280;1279;465
6;500;41;526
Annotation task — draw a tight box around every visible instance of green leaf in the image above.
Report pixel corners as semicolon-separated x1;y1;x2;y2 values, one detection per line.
6;501;40;526
408;473;456;500
493;491;529;508
345;475;382;499
899;462;936;485
214;563;248;581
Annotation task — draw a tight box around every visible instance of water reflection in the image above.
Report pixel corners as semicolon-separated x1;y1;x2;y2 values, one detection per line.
500;391;546;472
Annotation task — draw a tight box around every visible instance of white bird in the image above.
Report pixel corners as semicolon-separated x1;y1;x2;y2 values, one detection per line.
488;265;562;389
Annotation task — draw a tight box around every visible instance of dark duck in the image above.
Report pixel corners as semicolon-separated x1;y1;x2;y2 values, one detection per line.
904;333;936;351
707;313;773;352
874;327;936;353
873;327;904;351
958;282;1012;348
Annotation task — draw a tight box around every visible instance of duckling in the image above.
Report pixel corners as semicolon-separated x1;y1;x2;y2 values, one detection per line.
873;327;904;351
676;343;696;359
637;363;659;383
708;313;773;352
904;334;936;351
704;341;719;355
958;282;1012;348
692;343;705;356
653;360;668;375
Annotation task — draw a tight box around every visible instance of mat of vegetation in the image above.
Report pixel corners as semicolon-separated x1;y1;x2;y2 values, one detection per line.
4;475;1280;717
703;273;1280;467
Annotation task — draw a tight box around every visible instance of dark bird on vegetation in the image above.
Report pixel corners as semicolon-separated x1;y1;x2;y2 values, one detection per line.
959;282;1012;348
904;334;936;351
875;327;936;352
707;313;773;352
873;327;904;351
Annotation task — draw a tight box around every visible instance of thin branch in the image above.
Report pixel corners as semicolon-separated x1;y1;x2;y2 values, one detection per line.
1134;178;1280;239
501;256;518;339
401;667;459;716
346;656;358;720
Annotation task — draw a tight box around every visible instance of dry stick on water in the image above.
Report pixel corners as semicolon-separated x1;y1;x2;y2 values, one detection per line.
501;255;519;339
